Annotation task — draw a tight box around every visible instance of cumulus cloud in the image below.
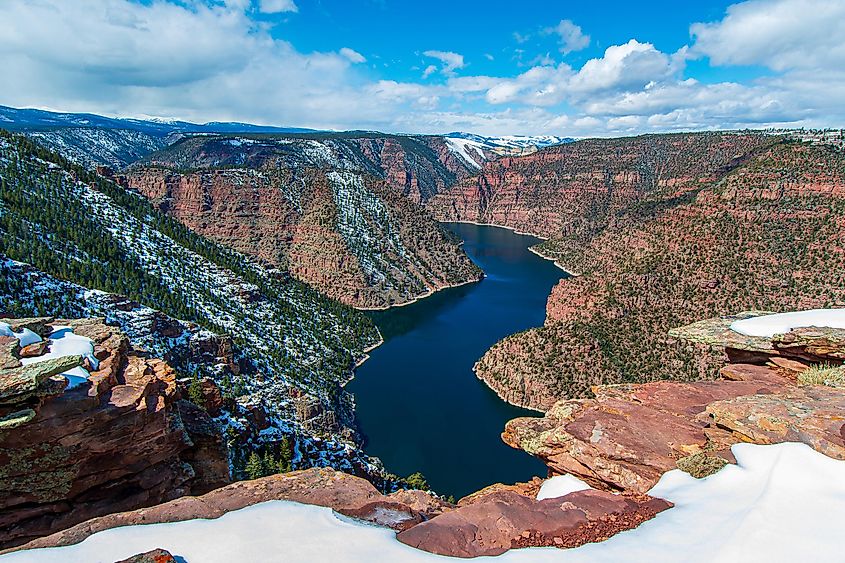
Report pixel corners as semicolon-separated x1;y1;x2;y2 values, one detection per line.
422;50;465;76
691;0;845;71
546;19;590;54
258;0;298;14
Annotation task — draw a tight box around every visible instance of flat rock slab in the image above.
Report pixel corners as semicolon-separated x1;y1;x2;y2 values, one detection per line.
504;372;790;493
668;311;776;354
705;385;845;459
397;489;671;558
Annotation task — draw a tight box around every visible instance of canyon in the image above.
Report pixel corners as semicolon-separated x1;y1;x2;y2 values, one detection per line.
1;108;845;559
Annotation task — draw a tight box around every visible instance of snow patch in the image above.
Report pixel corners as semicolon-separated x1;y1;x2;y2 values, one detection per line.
730;309;845;337
445;137;484;169
536;474;592;500
0;322;42;347
8;443;845;562
18;326;98;389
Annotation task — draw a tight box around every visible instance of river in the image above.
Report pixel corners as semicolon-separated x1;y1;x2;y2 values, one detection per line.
348;223;568;498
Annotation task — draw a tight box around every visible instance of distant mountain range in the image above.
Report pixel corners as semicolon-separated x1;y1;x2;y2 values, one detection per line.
0;106;574;169
0;104;316;135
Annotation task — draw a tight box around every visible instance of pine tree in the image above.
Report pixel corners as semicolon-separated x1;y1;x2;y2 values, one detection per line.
276;437;293;473
245;452;264;480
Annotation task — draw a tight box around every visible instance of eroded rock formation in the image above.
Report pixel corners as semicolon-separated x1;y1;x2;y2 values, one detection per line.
117;134;483;309
462;137;845;411
0;317;229;549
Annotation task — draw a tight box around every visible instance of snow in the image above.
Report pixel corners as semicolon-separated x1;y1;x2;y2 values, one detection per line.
18;326;99;389
535;474;592;500
0;322;42;347
445;132;573;151
730;308;845;337
7;442;845;563
445;137;484;169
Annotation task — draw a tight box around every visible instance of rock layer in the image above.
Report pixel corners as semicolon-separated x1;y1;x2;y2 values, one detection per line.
0;317;229;549
122;135;483;309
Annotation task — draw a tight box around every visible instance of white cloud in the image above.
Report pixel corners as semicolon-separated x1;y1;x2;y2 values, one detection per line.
691;0;845;71
339;47;366;64
546;19;590;54
258;0;298;14
0;0;844;137
422;50;465;76
569;40;683;94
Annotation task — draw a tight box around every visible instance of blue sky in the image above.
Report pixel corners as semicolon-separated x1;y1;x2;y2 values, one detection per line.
0;0;843;136
279;1;742;81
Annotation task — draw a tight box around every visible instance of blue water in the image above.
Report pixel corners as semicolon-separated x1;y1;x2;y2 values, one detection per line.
348;223;568;498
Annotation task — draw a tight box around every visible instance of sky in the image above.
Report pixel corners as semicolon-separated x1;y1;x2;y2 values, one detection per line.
0;0;844;136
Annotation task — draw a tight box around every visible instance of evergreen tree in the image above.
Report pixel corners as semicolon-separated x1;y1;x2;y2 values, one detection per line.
245;452;264;480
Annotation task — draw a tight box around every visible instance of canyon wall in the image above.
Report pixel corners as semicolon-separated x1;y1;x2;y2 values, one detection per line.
122;135;483;309
431;135;845;411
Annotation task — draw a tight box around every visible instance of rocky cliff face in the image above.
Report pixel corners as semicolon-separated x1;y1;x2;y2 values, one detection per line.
462;136;845;411
123;166;481;309
503;313;845;493
123;135;482;308
0;316;229;549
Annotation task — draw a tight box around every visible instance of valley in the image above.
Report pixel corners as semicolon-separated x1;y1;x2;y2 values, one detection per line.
349;223;564;498
1;106;844;560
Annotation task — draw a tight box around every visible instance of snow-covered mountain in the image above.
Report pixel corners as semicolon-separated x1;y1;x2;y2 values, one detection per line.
443;132;573;168
0;104;314;135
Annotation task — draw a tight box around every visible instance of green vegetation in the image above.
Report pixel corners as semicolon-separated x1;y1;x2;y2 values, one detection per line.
243;440;294;480
0;130;379;391
403;472;429;491
473;137;845;408
798;363;845;388
676;452;729;479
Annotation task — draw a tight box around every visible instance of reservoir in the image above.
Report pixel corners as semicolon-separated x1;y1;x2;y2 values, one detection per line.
348;222;568;498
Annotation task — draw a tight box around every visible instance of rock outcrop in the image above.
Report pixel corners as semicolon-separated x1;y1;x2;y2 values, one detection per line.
504;313;845;493
396;489;670;558
0;317;229;549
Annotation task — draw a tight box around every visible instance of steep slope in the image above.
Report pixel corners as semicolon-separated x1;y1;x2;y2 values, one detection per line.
24;128;169;169
0;131;384;479
431;134;845;410
122;134;483;308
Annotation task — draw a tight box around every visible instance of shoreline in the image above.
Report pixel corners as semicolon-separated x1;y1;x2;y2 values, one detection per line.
353;275;483;312
472;359;546;414
442;220;580;276
351;328;385;371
